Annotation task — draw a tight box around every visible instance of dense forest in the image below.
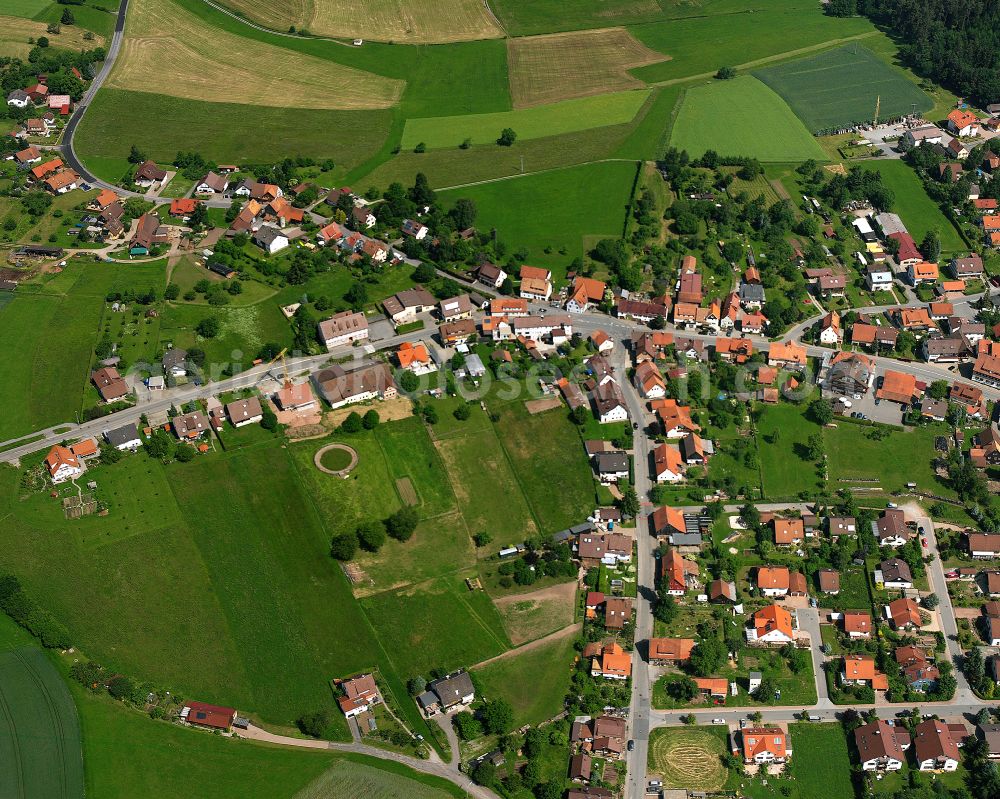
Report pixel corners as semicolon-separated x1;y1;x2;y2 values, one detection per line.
827;0;1000;107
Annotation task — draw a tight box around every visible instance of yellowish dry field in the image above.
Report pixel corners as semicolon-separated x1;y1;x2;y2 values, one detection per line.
221;0;503;43
106;0;403;109
0;15;105;58
507;27;668;107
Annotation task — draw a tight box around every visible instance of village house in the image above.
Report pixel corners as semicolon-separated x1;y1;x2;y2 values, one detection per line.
439;318;478;346
650;505;686;539
133;160;167;187
818;311;842;345
577;531;631;567
604;597;632;631
773;519;804;548
826;351;875;397
225;397;263;427
313;362;397;410
252;225;289;255
874;508;910;547
746;604;795;645
195;171;228;194
401;218;426;239
755;566;790;597
947;109;979;137
896;646;939;692
886;597;922;630
104;422;142;452
842;611;872;639
972;353;1000;388
383;287;436;326
475;261;507;288
593;451;629;485
709;579;737;604
970;427;1000;468
91;366;129;402
913;719;962;771
181;702;236;731
968;533;1000;560
44;445;82;483
768;341;807;369
841;654;888;691
274;381;316;412
818;569;840;594
566;276;607;313
417;671;475;715
172;411;209;439
591;642;631;680
647;637;695;665
634;361;666;399
855;720;910;771
741;728;791;765
438;294;475;323
951;253;984;279
318;311;369;350
850;321;897;351
876;370;918;406
902;125;943;149
338;673;381;718
396;342;436;375
877;557;914;589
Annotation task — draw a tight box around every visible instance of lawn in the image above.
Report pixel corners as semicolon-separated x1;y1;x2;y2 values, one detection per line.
77;690;463;799
820;566;872;612
157;299;292;376
859;161;967;255
0;446;432;740
437;161;638;280
824;420;956;498
630;4;876;84
75;90;393;177
471;633;575;727
754;44;932;133
359;576;510;678
1;0;53;17
744;724;855;799
755;401;826;500
489;398;597;534
647;726;728;792
670;76;828;162
0;648;83;799
400;90;650;149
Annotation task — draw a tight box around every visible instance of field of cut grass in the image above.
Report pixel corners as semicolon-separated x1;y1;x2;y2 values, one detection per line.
670;76;828;162
0;14;104;57
107;0;403;109
860;161;967;254
437;161;637;276
755;400;825;500
824;421;956;498
360;576;510;678
0;648;83;799
471;632;575;726
507;27;667;107
1;0;52;18
630;8;876;84
489;398;597;534
754;45;933;133
400;90;650;149
77;691;463;799
220;0;502;43
76;90;393;175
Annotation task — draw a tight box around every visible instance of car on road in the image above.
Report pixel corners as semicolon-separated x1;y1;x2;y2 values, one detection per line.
922;538;928;547
628;739;635;751
712;718;726;724
632;422;639;430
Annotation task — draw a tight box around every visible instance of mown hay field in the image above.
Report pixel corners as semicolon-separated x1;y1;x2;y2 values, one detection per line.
221;0;503;43
754;45;932;132
0;649;84;799
670;75;828;162
107;0;403;109
293;759;459;799
507;27;668;107
0;15;104;57
647;727;728;792
400;89;650;149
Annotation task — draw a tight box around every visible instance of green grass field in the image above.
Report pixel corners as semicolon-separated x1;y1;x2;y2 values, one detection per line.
860;161;967;254
490;399;597;534
77;690;463;799
438;161;637;277
75;90;393;178
630;7;876;84
754;45;932;133
400;90;650;149
2;0;52;18
824;421;956;498
755;401;825;500
742;724;855;799
647;726;728;791
472;633;575;727
0;648;83;799
670;76;828;162
360;576;510;678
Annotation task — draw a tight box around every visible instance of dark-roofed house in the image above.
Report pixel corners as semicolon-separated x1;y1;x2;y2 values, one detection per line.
569;753;592;782
317;310;369;350
878;558;914;589
134;160;167;187
968;534;1000;559
91;366;129;402
594;451;629;484
225;396;263;427
978;723;1000;759
313;362;397;410
874;509;909;547
172;411;209;439
383;287;436;326
855;719;910;771
418;670;475;715
162;348;188;377
104;422;141;451
130;212;169;254
913;719;961;771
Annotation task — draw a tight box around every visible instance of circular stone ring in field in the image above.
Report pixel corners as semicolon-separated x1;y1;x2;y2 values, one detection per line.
314;444;358;476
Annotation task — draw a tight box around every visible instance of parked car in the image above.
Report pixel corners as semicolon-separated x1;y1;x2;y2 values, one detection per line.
712;718;726;725
628;739;635;751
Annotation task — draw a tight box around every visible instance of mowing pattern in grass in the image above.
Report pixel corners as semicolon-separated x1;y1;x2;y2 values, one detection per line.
220;0;502;44
754;45;932;133
437;161;638;277
859;161;967;255
400;90;650;149
647;727;727;791
670;76;828;163
76;90;393;176
0;648;84;799
507;27;667;107
108;0;403;109
471;632;576;727
2;0;52;17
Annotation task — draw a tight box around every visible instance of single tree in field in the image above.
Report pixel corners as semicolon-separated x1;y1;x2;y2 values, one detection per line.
497;128;517;147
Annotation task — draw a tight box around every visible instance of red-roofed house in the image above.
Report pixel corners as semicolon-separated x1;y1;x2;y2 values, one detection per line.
182;701;236;731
